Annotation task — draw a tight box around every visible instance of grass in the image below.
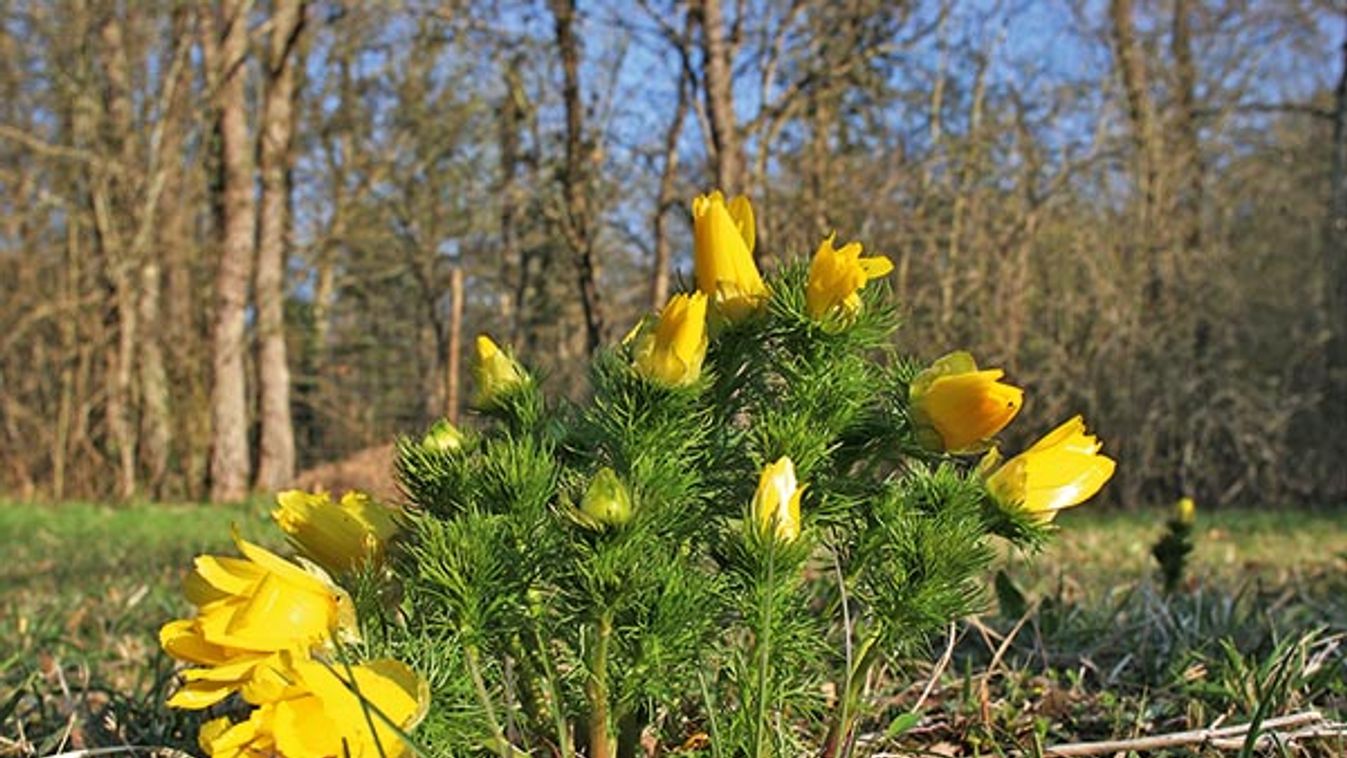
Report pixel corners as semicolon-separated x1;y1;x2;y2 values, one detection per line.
1;501;1344;756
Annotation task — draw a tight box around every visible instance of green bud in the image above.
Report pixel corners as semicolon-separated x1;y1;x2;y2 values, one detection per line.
422;419;465;453
580;467;633;528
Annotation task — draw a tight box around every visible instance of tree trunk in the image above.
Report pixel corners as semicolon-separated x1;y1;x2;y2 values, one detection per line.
208;0;257;503
1170;0;1203;259
445;266;464;424
1327;16;1347;497
550;0;606;355
695;0;742;196
254;0;304;492
499;57;525;336
95;11;138;500
650;45;692;309
1108;0;1165;303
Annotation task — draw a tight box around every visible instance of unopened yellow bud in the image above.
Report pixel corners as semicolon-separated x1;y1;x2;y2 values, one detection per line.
581;467;634;528
752;456;805;543
272;489;400;574
805;234;893;325
1175;497;1196;525
421;419;465;453
472;335;526;407
910;351;1023;453
633;292;709;387
692;191;769;321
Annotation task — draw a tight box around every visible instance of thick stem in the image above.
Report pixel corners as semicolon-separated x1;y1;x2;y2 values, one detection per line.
587;609;615;758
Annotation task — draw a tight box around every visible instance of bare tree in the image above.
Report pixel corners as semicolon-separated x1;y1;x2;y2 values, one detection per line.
206;0;257;502
551;0;607;355
254;0;306;492
694;0;742;196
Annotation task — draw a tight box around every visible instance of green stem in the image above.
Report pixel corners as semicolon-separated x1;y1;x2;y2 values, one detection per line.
531;624;574;758
753;545;777;758
587;609;615;758
823;637;881;758
464;641;514;758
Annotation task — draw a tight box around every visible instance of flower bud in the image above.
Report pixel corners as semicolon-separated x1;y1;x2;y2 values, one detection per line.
1175;496;1196;525
910;351;1023;453
805;233;892;325
473;334;526;408
753;456;805;543
421;419;465;453
633;292;709;387
983;416;1116;522
580;467;634;528
692;191;769;321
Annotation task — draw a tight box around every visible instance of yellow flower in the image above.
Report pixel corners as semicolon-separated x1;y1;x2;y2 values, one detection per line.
580;467;635;528
197;656;429;758
753;456;805;543
272;490;401;575
692;191;769;321
910;351;1023;453
422;418;465;452
983;415;1116;522
1175;496;1197;525
805;234;893;323
473;334;526;407
160;534;357;709
633;291;709;387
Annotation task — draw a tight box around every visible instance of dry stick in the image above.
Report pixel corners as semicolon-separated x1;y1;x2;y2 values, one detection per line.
975;605;1038;723
1043;711;1327;756
1208;724;1347;751
912;622;958;713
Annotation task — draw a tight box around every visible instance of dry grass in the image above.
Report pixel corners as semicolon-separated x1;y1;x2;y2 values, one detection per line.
1;501;1344;756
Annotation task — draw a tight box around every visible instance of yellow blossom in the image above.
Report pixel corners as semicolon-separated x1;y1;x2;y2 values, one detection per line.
197;656;429;758
910;351;1023;453
983;415;1116;522
473;334;526;407
805;234;893;323
692;191;769;321
752;456;805;543
272;490;401;575
160;534;357;709
1175;496;1196;525
633;291;709;387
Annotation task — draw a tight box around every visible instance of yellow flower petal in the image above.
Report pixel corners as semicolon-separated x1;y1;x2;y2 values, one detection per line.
985;416;1116;520
634;292;709;387
274;659;429;758
805;234;893;323
473;334;527;407
910;352;1023;453
273;489;400;574
753;456;805;542
693;191;768;321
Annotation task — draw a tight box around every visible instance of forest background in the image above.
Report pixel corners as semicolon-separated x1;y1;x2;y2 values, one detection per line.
1;0;1344;510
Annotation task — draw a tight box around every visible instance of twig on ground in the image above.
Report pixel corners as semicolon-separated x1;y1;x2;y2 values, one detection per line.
912;622;956;714
1042;710;1337;756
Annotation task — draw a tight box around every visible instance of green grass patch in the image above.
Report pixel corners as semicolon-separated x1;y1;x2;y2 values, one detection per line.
1;502;1344;755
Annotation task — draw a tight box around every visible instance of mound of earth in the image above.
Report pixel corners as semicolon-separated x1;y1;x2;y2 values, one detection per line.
292;443;402;503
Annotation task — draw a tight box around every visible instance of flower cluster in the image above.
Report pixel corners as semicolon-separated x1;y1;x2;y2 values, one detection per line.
637;191;1115;529
909;351;1116;522
164;189;1120;757
160;491;427;757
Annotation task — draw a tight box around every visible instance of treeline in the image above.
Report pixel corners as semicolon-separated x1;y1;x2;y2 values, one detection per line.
0;0;1343;507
